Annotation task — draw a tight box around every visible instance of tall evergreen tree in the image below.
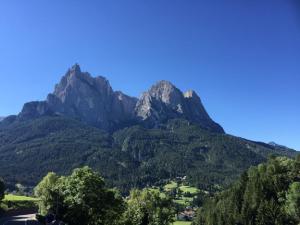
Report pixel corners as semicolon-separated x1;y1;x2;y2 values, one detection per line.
193;156;300;225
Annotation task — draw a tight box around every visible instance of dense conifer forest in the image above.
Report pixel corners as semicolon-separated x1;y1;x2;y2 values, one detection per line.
193;156;300;225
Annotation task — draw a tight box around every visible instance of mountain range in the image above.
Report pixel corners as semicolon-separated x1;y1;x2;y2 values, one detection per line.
0;65;297;192
4;64;223;133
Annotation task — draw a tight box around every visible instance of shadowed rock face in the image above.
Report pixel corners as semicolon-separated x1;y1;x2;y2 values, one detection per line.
14;64;224;133
183;90;224;133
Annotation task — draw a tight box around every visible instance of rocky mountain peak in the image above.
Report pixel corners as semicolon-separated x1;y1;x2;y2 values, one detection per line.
53;64;113;102
70;63;81;74
17;64;137;131
135;80;186;124
13;64;224;133
135;81;224;133
148;80;183;107
150;80;175;92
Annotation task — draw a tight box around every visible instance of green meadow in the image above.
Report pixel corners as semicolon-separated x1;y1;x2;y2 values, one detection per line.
4;194;38;202
173;221;192;225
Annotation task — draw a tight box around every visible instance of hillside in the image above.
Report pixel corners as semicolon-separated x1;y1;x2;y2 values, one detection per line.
0;116;296;193
193;156;300;225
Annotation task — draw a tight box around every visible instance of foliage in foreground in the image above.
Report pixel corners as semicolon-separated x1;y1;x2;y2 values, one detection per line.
35;167;124;225
0;178;5;213
122;189;175;225
0;178;4;202
35;167;175;225
193;156;300;225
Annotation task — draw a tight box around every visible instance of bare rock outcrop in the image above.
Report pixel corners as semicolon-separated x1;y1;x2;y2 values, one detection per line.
18;64;137;131
135;81;224;133
13;64;224;133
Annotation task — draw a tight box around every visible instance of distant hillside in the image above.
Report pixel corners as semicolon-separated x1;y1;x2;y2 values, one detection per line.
0;65;297;193
0;116;296;193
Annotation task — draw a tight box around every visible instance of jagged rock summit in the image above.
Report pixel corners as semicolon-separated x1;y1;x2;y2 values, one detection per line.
8;64;224;133
135;80;224;133
19;64;138;130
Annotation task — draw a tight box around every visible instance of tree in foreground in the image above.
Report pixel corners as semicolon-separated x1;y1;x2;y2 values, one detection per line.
285;182;300;222
34;172;60;215
0;177;5;202
35;167;125;225
121;189;175;225
35;167;176;225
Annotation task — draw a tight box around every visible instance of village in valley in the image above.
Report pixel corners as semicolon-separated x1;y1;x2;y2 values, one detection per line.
149;176;209;224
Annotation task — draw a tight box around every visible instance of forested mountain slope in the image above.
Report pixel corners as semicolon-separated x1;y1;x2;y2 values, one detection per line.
0;116;296;193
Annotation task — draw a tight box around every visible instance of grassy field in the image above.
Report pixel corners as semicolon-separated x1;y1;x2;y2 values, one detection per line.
163;181;200;207
173;221;192;225
2;194;39;211
164;181;178;191
4;194;38;202
164;181;200;194
179;185;199;194
174;197;193;205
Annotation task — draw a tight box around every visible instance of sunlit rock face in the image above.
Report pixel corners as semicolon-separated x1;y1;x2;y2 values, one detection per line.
135;81;224;133
19;64;138;131
135;80;186;125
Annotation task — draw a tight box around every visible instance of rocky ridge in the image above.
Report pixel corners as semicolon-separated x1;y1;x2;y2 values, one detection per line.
135;81;224;132
3;64;224;133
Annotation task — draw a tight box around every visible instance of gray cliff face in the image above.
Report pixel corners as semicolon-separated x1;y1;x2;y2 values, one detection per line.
135;81;224;133
135;81;186;124
16;64;224;133
19;101;52;120
19;64;138;131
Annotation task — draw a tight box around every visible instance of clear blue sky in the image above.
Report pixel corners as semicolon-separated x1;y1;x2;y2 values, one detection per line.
0;0;299;150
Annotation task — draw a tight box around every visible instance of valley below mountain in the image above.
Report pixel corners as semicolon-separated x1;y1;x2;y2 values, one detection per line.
0;65;297;193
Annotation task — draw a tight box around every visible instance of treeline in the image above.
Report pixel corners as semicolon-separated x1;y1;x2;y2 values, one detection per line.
193;156;300;225
35;166;175;225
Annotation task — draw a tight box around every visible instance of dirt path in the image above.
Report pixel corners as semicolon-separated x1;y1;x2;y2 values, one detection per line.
0;213;40;225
